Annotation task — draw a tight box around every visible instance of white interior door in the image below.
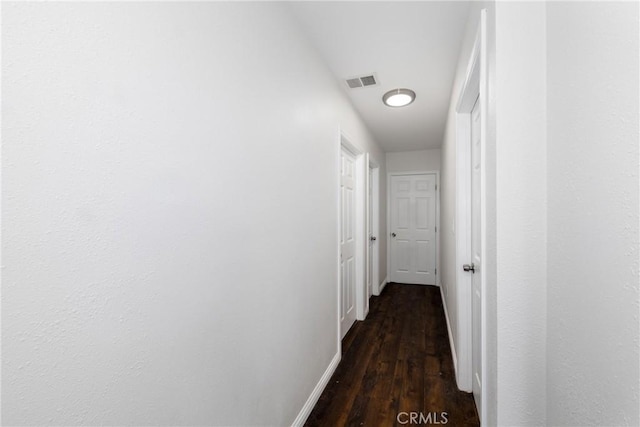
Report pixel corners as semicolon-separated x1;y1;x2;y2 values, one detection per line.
470;96;483;417
389;174;437;285
340;147;357;338
367;167;374;298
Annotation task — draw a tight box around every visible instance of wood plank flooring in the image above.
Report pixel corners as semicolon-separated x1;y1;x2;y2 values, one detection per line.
305;283;479;427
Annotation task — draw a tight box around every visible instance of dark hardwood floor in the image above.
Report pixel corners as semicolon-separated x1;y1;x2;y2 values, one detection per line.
305;283;479;427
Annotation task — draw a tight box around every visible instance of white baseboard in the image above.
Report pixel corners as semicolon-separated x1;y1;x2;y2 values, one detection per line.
439;285;458;383
291;351;341;427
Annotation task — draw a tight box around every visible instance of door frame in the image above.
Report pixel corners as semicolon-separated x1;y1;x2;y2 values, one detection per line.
386;171;440;286
368;160;381;296
337;132;368;346
454;9;487;425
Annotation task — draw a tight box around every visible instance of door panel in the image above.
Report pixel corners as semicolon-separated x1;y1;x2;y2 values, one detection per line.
390;174;437;285
367;167;373;298
340;148;357;338
416;198;429;229
397;198;410;228
471;95;483;417
396;240;411;272
416;241;430;273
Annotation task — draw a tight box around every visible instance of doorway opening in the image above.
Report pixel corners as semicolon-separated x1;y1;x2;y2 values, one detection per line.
454;9;487;425
339;134;367;340
387;171;439;286
368;160;380;297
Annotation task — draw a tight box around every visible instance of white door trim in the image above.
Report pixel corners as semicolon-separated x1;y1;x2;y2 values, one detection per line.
386;171;440;286
368;160;381;297
338;133;368;332
454;9;487;426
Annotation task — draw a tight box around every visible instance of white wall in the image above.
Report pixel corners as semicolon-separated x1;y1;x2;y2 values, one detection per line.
386;149;441;173
1;3;385;425
495;3;548;424
546;2;639;425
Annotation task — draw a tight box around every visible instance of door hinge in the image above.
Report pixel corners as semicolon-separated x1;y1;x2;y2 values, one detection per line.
435;268;437;275
435;226;437;232
435;184;438;190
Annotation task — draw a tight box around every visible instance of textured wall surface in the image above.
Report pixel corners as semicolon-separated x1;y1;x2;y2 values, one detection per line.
2;3;385;425
495;2;548;425
386;149;441;173
546;3;640;425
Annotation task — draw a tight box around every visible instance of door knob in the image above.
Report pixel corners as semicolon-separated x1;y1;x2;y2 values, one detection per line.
370;236;377;241
391;232;396;237
463;263;475;273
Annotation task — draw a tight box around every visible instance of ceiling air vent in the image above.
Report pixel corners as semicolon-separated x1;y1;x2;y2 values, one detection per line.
346;78;363;88
360;75;377;86
345;73;379;89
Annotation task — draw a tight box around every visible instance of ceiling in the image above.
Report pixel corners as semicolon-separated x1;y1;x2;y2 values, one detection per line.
288;2;471;152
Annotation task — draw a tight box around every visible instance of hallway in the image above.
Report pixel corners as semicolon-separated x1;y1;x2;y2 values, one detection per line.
3;2;639;425
306;284;479;426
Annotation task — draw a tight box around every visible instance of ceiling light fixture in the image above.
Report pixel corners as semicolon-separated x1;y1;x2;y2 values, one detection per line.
382;88;416;107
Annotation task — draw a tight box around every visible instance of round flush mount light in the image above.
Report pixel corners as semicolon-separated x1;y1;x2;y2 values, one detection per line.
382;88;416;107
